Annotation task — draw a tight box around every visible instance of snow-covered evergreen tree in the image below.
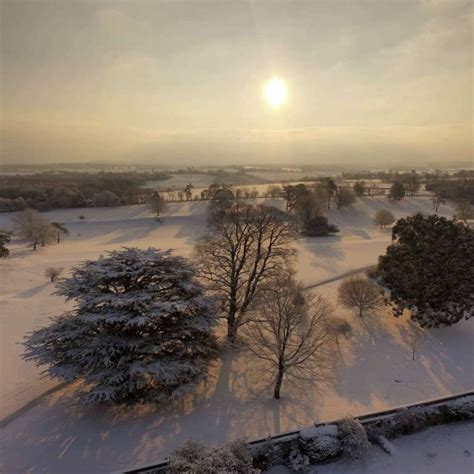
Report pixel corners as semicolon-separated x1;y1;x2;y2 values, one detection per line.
23;247;219;404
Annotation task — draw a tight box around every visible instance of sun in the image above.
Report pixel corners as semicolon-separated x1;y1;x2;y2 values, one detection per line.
264;77;288;108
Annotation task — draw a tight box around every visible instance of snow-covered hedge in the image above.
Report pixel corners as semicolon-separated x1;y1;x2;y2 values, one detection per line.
167;439;259;473
135;394;474;473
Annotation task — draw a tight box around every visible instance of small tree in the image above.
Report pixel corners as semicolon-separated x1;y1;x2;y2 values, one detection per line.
374;209;395;229
23;248;219;404
378;213;474;327
13;208;55;250
353;181;366;197
335;188;356;210
195;204;295;342
149;192;167;221
388;182;405;201
338;276;384;318
45;267;63;282
244;278;333;399
431;193;445;212
51;222;69;244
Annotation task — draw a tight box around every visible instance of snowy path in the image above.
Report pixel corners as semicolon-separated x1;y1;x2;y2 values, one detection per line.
303;265;373;290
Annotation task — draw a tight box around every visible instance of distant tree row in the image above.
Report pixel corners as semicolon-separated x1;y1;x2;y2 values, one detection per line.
0;171;170;212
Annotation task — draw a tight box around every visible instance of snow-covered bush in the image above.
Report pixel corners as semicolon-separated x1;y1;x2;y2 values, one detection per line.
287;440;310;472
251;437;286;471
444;396;474;418
23;247;219;404
298;424;340;462
337;417;370;459
167;439;259;473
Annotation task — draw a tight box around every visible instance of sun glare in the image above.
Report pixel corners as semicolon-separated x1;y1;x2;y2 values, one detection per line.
264;77;288;108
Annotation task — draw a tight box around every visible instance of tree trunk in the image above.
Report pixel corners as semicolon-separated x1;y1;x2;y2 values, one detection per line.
274;367;284;400
227;313;237;342
359;307;363;318
50;276;54;282
33;241;37;251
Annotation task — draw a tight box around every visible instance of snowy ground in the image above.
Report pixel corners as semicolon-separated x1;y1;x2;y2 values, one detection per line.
269;421;474;474
1;196;472;473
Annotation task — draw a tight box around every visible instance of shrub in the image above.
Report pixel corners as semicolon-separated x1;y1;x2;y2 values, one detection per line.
337;417;370;459
168;439;259;474
287;440;310;472
298;425;340;462
302;216;339;237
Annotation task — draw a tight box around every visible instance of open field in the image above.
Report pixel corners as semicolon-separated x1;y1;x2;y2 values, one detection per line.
1;196;472;473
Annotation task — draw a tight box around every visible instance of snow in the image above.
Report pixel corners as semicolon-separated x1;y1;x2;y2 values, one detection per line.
0;196;471;473
269;421;474;474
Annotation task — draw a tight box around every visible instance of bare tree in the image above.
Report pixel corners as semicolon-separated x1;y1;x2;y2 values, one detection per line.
335;188;356;210
431;193;445;212
454;199;473;224
194;204;295;341
338;276;384;318
149;192;167;221
244;279;334;399
45;267;63;282
13;208;55;250
51;222;69;244
374;209;395;229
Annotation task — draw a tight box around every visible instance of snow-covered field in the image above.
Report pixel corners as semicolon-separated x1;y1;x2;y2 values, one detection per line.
1;196;472;473
269;421;474;474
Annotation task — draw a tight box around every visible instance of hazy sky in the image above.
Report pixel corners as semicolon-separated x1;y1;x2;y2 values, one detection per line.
1;0;473;166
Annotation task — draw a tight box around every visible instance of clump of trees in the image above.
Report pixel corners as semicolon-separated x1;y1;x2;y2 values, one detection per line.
353;181;366;197
335;188;356;210
194;203;295;342
388;182;405;201
92;191;121;207
0;171;171;211
378;213;474;327
244;278;334;399
207;187;235;225
338;276;384;318
45;267;63;282
12;208;56;250
374;209;395;229
23;248;219;404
